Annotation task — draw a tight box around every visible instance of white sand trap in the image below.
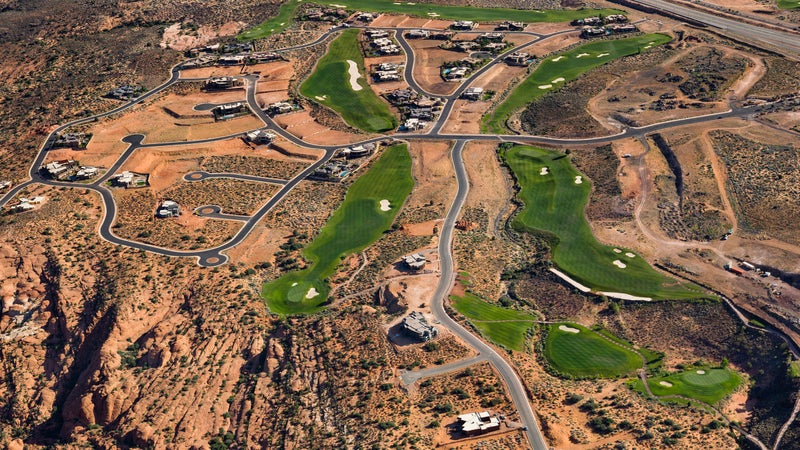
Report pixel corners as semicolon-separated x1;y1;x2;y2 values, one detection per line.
696;370;706;374
538;84;553;89
540;167;549;175
576;53;590;58
329;3;347;7
625;252;636;258
643;45;652;50
552;56;565;62
613;260;627;269
315;95;327;101
379;199;391;211
648;41;655;45
552;77;565;83
291;282;298;286
559;325;580;334
427;12;439;16
597;53;610;58
305;287;320;299
280;22;286;25
613;248;622;253
602;292;652;301
659;381;674;387
407;2;416;4
574;176;583;184
346;60;363;91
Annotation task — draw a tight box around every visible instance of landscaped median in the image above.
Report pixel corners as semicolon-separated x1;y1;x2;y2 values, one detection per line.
502;145;707;300
262;144;413;315
482;33;673;134
300;29;397;133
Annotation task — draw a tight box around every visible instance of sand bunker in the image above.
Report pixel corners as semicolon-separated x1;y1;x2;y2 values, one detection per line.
574;176;583;184
540;167;549;175
305;287;320;299
613;248;622;253
659;381;673;387
558;325;580;333
379;199;391;211
552;77;565;83
538;84;552;89
330;3;347;7
696;370;706;374
427;12;439;16
551;56;565;62
625;252;635;258
315;95;327;101
347;60;363;91
597;53;610;58
291;282;298;286
613;260;627;269
576;53;590;58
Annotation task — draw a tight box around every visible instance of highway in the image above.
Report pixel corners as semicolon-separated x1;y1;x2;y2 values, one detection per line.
624;0;800;58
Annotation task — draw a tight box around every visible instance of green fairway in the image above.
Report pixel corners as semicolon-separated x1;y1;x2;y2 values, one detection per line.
777;0;800;9
451;292;536;351
637;368;742;405
238;0;303;41
482;34;672;134
300;29;397;133
263;145;413;315
503;145;707;300
544;323;642;378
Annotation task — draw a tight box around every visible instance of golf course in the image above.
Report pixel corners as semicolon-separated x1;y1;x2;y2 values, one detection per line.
483;33;672;134
544;323;643;378
503;145;707;300
263;144;413;315
777;0;800;9
635;367;742;405
237;0;302;40
451;292;536;351
300;29;397;133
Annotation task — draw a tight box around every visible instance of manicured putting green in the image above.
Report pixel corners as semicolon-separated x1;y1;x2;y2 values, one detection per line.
503;145;706;300
300;29;396;133
238;0;303;41
451;292;536;351
263;145;413;315
639;368;742;405
544;323;642;378
483;34;672;134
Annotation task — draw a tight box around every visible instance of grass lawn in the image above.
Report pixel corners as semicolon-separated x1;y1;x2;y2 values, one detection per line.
544;323;643;378
482;34;672;134
238;0;303;41
789;361;800;379
451;292;536;351
777;0;800;9
300;29;397;133
503;145;707;300
637;367;742;405
263;144;413;315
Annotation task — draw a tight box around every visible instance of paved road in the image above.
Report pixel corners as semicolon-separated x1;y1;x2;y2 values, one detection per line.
430;140;549;449
183;171;288;185
400;354;487;385
623;0;800;58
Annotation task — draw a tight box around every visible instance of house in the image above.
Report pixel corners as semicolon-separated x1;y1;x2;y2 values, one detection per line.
206;77;240;89
355;12;377;22
580;26;609;38
606;14;629;23
406;29;429;39
454;41;480;52
401;311;438;341
218;55;245;65
378;45;401;55
377;62;398;71
213;102;246;119
367;30;389;39
610;23;637;33
374;70;400;82
429;31;454;40
0;181;10;191
457;411;501;436
496;21;524;31
108;85;142;100
571;16;602;26
41;160;78;180
339;143;375;159
403;253;427;270
451;20;476;30
403;118;426;131
222;43;253;54
156;200;180;218
110;171;149;188
53;132;91;149
248;52;281;63
268;102;294;115
246;130;276;144
309;161;352;182
461;87;484;100
482;42;507;53
387;88;417;105
10;202;35;213
479;32;503;41
74;166;98;180
408;107;433;120
372;37;393;47
504;51;531;66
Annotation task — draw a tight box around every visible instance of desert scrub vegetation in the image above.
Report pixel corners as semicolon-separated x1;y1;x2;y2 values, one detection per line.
674;47;747;101
200;155;309;179
165;178;279;216
711;131;800;245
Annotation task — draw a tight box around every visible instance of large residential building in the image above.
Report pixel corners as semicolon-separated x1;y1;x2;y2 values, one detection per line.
402;253;427;270
401;311;438;341
457;411;501;436
156;200;180;218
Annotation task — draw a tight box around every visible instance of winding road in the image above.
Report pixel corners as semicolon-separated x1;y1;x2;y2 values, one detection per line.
2;9;799;449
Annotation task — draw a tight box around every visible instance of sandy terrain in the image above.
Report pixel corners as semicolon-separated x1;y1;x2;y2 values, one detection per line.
370;16;452;29
159;89;247;117
462;141;510;237
407;39;462;96
272;110;368;145
526;32;581;57
179;62;284;79
253;61;295;107
160;21;245;52
441;63;528;134
406;140;458;212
